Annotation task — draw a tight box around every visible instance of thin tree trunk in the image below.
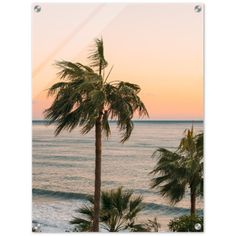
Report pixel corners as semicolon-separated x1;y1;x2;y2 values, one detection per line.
92;115;102;232
92;59;103;232
190;188;196;215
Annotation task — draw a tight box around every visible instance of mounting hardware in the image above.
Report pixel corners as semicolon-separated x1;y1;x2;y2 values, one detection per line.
34;5;41;13
194;5;202;13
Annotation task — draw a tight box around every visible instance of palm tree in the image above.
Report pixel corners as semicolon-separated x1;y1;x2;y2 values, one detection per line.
150;127;203;215
70;187;144;232
44;38;148;231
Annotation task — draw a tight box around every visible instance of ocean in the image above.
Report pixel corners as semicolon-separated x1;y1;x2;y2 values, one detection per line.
32;120;204;232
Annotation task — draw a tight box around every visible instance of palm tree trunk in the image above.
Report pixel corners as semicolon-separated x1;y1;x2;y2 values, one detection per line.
190;188;196;215
92;115;102;232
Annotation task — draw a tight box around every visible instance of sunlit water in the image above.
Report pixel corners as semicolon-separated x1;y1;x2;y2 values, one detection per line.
32;121;204;232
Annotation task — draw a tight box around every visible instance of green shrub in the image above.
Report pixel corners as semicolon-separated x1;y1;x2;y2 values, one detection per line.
168;215;203;232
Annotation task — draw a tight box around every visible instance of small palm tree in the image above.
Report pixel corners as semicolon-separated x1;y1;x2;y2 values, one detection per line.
70;187;144;232
150;127;203;215
44;38;148;231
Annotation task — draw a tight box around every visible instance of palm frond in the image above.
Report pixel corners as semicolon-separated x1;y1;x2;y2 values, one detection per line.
70;203;94;232
128;222;149;232
104;82;148;142
47;82;68;96
104;65;114;83
88;38;108;72
55;60;96;81
70;217;93;232
195;132;204;158
127;195;144;219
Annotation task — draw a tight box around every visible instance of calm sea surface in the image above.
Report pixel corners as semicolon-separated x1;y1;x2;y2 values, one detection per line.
32;121;203;232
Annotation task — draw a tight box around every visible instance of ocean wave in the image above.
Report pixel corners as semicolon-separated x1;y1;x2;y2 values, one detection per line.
33;188;91;200
143;202;203;216
33;161;77;168
32;188;203;216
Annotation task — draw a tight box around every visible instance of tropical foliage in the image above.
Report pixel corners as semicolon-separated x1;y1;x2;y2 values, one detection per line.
140;217;161;232
44;38;148;231
168;215;203;232
70;187;145;232
44;38;148;141
150;127;203;215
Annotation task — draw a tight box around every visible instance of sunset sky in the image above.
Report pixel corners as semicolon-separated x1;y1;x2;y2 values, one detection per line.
32;3;203;120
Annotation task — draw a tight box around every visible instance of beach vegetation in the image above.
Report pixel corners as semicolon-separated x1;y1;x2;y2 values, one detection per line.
168;215;203;232
150;127;203;215
70;187;145;232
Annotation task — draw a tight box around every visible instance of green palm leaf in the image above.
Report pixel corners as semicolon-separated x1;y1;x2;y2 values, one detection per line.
88;38;108;72
150;128;204;213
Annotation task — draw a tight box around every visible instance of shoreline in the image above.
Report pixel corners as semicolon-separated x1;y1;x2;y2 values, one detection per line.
32;192;203;233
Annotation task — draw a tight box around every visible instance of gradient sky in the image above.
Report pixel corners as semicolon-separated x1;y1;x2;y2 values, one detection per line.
32;3;203;120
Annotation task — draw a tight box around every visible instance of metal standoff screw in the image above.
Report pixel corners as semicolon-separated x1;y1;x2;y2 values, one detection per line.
194;5;202;13
32;223;41;232
34;5;41;13
194;223;202;231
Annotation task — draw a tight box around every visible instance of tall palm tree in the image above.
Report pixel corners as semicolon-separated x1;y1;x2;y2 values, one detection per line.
44;38;148;231
70;187;144;232
150;127;203;215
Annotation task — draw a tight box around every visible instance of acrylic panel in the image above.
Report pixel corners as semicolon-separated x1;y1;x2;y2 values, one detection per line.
32;3;204;232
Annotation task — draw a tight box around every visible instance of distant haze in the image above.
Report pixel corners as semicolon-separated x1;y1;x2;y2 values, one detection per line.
32;3;203;120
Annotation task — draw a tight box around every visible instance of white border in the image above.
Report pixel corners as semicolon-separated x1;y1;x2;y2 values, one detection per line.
1;0;236;235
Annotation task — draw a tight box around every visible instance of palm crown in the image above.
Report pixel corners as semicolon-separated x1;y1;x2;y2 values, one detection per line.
44;38;148;142
70;187;144;232
150;127;203;214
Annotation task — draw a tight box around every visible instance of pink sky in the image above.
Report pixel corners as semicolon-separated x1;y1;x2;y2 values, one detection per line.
32;3;203;120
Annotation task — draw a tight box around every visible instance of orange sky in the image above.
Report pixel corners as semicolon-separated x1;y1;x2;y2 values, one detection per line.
32;3;203;120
